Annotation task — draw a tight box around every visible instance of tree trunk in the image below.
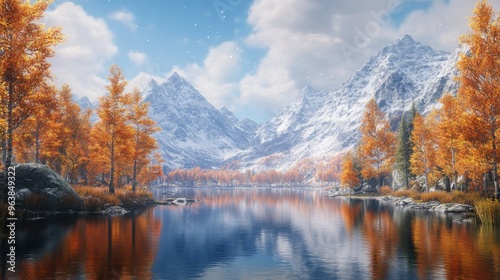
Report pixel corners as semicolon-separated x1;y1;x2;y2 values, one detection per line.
4;83;14;171
132;159;137;192
491;132;499;200
109;136;115;194
445;176;451;192
35;125;40;163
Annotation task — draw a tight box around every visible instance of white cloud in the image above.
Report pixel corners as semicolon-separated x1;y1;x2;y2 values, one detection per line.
239;0;401;118
129;41;242;110
110;10;137;31
238;0;489;119
398;0;500;52
44;2;117;101
128;50;148;66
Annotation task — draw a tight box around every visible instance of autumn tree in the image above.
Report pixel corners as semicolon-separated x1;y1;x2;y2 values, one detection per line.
54;85;92;183
359;99;396;188
410;112;439;192
12;83;59;164
128;88;160;191
435;94;463;191
341;151;360;189
90;65;132;193
0;0;63;170
456;0;500;199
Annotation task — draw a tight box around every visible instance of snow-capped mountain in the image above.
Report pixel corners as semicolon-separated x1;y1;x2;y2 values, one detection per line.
232;35;459;169
145;35;459;170
75;96;94;111
144;73;255;169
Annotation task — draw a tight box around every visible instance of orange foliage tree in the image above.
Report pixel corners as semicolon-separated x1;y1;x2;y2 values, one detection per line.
0;0;63;170
456;0;500;199
54;85;92;183
12;84;58;164
340;151;360;189
359;99;396;188
90;65;132;193
128;88;160;191
435;94;463;191
410;112;439;192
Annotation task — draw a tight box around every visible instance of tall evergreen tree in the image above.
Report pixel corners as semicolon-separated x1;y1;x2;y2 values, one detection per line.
395;115;412;188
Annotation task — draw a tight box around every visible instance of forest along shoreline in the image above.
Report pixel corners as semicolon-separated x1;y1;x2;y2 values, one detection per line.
327;187;488;224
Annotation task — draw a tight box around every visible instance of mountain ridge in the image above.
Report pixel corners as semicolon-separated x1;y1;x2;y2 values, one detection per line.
144;34;459;170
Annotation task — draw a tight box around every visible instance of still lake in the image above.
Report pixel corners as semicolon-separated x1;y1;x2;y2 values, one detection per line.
2;187;500;280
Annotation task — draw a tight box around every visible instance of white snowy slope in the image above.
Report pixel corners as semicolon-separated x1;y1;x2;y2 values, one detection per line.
143;73;256;169
231;35;459;170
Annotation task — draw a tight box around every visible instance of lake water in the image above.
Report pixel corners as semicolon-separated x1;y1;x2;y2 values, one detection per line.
2;187;500;280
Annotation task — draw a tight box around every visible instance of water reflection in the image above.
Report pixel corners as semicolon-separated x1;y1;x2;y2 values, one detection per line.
2;188;500;280
2;209;161;279
152;188;500;280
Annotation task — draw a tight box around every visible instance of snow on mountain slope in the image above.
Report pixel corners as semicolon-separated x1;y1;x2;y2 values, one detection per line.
143;73;255;169
232;35;459;170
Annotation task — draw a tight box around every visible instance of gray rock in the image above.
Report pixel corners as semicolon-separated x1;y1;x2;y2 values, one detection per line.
328;187;353;197
102;206;130;216
430;203;474;213
1;163;83;211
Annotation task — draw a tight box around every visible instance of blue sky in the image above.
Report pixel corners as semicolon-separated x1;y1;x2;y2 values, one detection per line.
44;0;499;123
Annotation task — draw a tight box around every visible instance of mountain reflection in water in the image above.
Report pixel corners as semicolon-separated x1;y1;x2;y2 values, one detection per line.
2;187;499;280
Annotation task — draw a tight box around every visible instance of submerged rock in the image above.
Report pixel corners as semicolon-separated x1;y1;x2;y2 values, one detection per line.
101;206;130;216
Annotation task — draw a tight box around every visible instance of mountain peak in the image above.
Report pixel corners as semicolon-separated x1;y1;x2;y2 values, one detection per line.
166;72;189;85
401;34;414;43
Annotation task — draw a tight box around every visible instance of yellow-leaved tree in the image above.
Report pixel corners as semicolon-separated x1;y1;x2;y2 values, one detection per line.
0;0;63;170
410;112;439;192
90;65;132;193
359;99;396;188
435;94;463;191
340;151;360;189
128;88;160;191
456;0;500;199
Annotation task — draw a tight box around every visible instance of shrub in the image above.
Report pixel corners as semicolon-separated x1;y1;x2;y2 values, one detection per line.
380;186;393;196
419;191;454;204
73;185;153;211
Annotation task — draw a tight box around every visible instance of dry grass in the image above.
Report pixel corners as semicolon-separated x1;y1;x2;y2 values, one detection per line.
390;188;500;225
73;185;153;211
23;193;51;211
474;199;500;226
380;186;392;196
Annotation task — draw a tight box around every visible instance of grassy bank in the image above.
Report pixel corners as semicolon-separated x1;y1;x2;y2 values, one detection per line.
0;185;154;215
381;186;500;225
74;185;154;212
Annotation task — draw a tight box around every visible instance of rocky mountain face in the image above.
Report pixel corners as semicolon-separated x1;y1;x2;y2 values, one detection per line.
232;35;459;170
145;35;459;170
143;73;256;169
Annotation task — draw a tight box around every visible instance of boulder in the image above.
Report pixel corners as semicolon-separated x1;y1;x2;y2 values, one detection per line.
1;163;83;211
430;203;474;213
328;187;352;197
101;206;130;216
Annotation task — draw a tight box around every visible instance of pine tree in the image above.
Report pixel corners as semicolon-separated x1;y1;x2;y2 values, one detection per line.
456;0;500;199
395;115;412;188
